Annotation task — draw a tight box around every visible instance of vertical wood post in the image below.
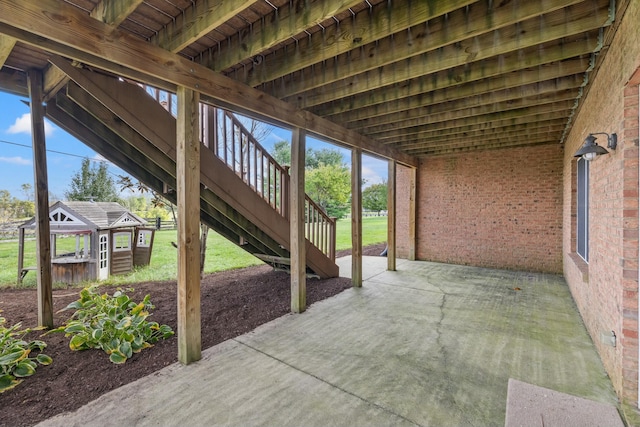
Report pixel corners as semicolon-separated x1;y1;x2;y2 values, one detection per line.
28;69;53;328
17;227;25;284
290;128;306;313
352;148;362;287
176;86;201;364
387;160;397;271
408;167;417;261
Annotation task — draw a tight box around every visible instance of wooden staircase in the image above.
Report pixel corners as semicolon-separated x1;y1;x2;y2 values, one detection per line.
44;61;338;278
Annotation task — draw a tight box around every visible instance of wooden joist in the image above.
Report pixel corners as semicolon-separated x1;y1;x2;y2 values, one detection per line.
150;0;256;53
281;3;608;108
269;0;590;100
0;33;15;68
294;36;597;111
0;0;416;167
206;0;363;72
89;0;143;27
238;0;477;87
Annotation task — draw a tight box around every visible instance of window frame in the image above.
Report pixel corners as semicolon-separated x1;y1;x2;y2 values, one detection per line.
576;157;589;263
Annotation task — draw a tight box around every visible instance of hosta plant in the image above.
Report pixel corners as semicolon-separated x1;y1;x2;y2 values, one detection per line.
0;314;52;393
49;286;174;364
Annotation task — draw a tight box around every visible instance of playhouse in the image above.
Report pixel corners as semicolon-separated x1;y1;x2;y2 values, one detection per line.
18;201;155;284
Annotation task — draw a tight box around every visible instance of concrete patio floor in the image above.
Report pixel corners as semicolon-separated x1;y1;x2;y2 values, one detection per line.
37;257;621;426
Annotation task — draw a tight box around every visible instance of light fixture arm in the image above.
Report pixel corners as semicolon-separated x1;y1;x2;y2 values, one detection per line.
589;132;617;150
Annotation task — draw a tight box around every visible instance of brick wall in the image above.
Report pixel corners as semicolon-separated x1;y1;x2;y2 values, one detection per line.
562;0;640;404
394;1;640;407
396;144;563;273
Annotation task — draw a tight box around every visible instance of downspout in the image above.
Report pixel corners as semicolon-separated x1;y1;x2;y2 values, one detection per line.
559;0;616;144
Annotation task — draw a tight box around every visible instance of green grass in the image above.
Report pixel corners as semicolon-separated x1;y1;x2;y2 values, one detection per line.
0;216;387;288
335;215;387;250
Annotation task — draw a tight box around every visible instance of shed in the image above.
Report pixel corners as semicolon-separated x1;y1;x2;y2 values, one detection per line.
18;201;155;284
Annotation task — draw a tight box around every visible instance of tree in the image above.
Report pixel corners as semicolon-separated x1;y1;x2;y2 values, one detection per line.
305;163;351;219
271;140;291;166
362;182;388;215
65;159;120;202
270;141;352;218
0;189;34;222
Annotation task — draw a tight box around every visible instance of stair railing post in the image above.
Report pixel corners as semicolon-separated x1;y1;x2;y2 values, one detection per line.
283;166;290;219
330;217;337;261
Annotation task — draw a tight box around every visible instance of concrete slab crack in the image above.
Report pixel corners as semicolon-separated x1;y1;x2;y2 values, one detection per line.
234;338;423;427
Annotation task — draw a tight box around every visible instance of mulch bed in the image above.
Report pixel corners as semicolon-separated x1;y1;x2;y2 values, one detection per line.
0;243;386;427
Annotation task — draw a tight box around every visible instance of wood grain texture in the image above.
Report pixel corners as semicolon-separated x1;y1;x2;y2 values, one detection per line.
387;160;396;272
239;0;476;87
27;69;53;328
0;0;416;167
351;148;362;288
269;0;589;99
176;86;201;365
290;127;306;313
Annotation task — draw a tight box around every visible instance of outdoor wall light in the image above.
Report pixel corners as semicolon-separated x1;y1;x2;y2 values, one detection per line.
573;132;617;161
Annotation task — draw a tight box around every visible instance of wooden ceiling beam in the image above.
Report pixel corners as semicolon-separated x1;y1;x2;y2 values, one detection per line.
376;112;567;143
42;0;143;101
295;36;596;111
90;0;143;27
267;0;590;99
150;0;257;53
0;0;416;167
279;2;610;107
0;67;27;96
399;125;566;151
0;33;15;68
323;60;587;123
344;75;583;129
416;138;558;157
389;119;567;148
364;101;575;138
204;0;363;72
236;0;476;87
355;90;578;135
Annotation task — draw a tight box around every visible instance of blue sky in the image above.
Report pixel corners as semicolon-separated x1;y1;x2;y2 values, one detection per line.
0;91;387;200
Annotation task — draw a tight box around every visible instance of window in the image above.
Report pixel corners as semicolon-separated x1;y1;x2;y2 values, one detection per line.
137;230;152;248
113;232;131;252
577;158;589;262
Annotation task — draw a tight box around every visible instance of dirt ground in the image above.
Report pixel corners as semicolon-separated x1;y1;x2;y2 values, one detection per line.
0;244;385;427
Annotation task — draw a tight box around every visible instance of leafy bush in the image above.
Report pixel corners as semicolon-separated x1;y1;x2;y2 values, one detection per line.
49;286;174;364
0;315;52;393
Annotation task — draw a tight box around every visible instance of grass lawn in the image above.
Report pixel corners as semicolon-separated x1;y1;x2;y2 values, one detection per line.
0;216;387;288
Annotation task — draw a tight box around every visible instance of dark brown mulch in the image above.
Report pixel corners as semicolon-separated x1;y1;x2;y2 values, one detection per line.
0;244;386;427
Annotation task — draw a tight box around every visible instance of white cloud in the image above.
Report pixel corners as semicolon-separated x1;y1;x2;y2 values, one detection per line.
362;165;384;187
0;156;31;165
6;113;55;137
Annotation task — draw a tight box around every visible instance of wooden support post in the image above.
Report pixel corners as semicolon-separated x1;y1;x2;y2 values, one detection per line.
387;160;396;271
176;86;201;364
408;167;417;261
17;227;25;284
290;127;306;313
352;148;362;287
28;69;53;328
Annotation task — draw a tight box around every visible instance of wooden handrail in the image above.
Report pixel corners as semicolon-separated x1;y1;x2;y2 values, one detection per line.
143;85;336;261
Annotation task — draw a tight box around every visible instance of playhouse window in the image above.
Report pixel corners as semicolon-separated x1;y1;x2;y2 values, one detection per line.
137;230;152;248
51;232;90;259
113;232;131;252
576;157;589;262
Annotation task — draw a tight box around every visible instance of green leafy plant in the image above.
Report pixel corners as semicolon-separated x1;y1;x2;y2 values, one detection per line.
49;286;174;364
0;314;52;393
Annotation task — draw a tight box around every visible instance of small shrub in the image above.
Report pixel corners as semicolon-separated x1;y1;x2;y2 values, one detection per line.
0;314;52;393
49;286;174;364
